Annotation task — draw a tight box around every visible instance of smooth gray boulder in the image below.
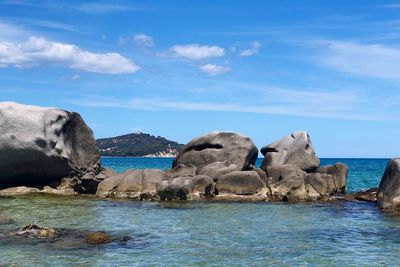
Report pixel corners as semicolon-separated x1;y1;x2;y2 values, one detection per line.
315;163;348;193
173;131;258;171
215;171;266;195
96;169;167;199
197;161;238;181
0;102;100;186
156;175;215;200
261;131;320;172
378;158;400;211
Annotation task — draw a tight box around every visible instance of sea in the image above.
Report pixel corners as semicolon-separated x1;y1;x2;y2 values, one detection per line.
0;158;398;266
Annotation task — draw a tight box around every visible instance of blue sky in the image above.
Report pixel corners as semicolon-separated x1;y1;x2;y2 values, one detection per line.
1;0;400;157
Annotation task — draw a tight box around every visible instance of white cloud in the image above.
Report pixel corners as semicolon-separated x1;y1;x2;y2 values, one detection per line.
200;64;231;76
0;36;140;74
77;3;134;14
239;41;262;57
133;33;154;47
318;40;400;81
171;44;224;60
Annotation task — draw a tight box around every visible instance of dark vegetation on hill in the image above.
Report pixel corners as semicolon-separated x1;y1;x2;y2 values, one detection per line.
96;132;184;157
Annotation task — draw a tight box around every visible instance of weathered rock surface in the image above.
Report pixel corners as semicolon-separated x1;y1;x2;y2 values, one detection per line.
0;186;40;196
216;171;266;195
261;131;320;172
0;102;101;187
349;188;378;202
173;131;258;171
378;159;400;211
96;169;167;199
197;161;238;181
16;224;61;239
85;232;111;244
156;175;215;200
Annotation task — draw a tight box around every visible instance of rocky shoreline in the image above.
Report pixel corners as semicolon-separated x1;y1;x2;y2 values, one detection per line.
0;102;397;212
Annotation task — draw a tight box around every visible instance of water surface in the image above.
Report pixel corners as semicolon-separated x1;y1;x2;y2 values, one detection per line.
0;158;395;266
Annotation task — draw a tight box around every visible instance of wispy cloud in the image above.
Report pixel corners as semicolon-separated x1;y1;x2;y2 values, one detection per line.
171;44;224;60
133;33;154;47
0;36;139;74
77;3;134;14
0;21;30;41
317;40;400;81
67;86;392;120
239;41;262;56
119;33;154;47
200;64;231;76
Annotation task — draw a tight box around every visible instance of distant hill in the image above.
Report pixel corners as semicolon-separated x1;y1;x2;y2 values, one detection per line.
96;132;185;157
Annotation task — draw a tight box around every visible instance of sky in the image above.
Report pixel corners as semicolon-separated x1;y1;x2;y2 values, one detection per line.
1;0;400;158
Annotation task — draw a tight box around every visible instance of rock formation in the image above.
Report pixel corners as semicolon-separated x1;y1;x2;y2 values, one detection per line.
261;131;320;172
377;158;400;211
0;102;102;191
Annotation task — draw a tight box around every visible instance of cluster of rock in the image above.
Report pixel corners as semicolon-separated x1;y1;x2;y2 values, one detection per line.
0;102;350;203
96;131;348;202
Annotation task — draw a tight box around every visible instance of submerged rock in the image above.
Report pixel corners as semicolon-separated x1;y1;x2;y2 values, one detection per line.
84;232;111;244
0;102;101;187
0;214;15;224
350;188;378;202
261;131;320;172
16;224;61;239
378;159;400;211
173;131;258;171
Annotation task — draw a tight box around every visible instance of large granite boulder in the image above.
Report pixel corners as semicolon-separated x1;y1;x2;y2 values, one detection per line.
377;159;400;211
156;175;215;200
96;169;167;199
173;131;258;172
261;131;320;172
0;102;100;187
265;162;348;202
215;171;266;195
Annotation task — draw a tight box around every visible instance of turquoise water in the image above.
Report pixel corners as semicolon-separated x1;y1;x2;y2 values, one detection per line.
0;158;396;266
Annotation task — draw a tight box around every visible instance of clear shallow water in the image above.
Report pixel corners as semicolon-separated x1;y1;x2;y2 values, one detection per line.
0;158;396;266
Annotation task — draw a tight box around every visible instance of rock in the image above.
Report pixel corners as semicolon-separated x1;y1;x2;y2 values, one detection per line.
96;169;167;199
197;161;238;181
84;232;111;244
268;167;312;202
352;188;378;202
0;214;15;224
156;177;194;200
167;164;197;179
16;224;61;239
41;186;77;196
316;163;348;193
261;131;320;172
0;102;101;187
377;159;400;211
173;131;258;171
216;171;266;195
0;186;40;196
305;173;341;197
265;164;307;184
183;175;215;197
